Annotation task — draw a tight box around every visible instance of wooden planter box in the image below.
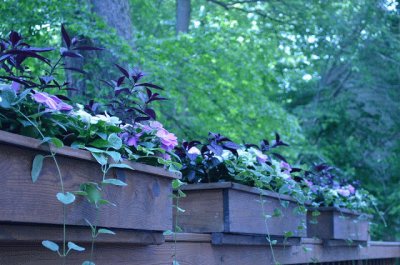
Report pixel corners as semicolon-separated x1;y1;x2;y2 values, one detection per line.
174;182;307;239
307;207;370;242
0;130;180;244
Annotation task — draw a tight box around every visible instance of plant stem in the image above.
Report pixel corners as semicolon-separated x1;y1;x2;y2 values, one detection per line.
259;192;278;265
173;194;180;262
17;109;67;260
90;208;99;263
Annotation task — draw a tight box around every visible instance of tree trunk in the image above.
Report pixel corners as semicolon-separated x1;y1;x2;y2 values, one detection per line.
91;0;134;45
176;0;191;34
65;0;134;98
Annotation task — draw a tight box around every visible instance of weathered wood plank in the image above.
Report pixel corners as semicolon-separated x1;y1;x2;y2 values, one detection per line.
227;189;306;236
307;208;370;241
211;233;301;246
0;236;399;265
0;130;181;179
175;183;307;236
180;182;296;202
176;189;225;233
0;141;172;231
0;223;163;245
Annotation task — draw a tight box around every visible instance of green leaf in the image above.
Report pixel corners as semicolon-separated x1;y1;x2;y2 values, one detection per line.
42;240;59;252
68;241;85;252
98;199;116;206
51;137;64;148
97;228;116;235
312;210;321;217
73;191;88;196
108;133;122;150
39;137;52;145
89;138;109;148
80;183;102;205
172;179;185;189
273;208;282;217
108;163;133;170
56;192;76;205
31;154;44;183
284;231;294;238
12;88;30;105
163;230;174;236
85;147;105;153
102;178;127;187
0;88;16;109
106;151;122;163
82;261;95;265
177;190;187;198
92;153;107;166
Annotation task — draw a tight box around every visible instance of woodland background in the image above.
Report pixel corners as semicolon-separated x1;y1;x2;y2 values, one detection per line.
1;0;399;240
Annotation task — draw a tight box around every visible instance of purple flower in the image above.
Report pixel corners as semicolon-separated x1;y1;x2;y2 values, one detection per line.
304;180;313;188
254;149;267;164
347;184;355;194
142;121;164;133
156;128;178;152
32;91;72;111
11;81;20;93
120;132;142;148
337;188;350;197
187;146;201;161
280;161;292;174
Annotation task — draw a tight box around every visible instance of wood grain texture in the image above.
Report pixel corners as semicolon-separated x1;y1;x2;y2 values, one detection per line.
0;130;181;179
211;233;301;246
227;189;306;236
0;223;163;245
0;235;399;265
175;189;225;233
307;208;370;241
0;141;173;231
175;184;307;237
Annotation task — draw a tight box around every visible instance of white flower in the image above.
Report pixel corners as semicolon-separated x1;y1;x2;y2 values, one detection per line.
188;146;201;155
94;112;121;126
74;109;97;124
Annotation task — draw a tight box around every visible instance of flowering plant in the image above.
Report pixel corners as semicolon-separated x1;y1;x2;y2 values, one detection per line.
304;164;378;213
0;26;181;262
0;28;178;167
175;132;309;204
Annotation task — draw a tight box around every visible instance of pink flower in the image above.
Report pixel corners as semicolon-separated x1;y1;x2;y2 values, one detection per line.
156;128;178;152
254;149;267;164
337;188;350;197
32;91;72;111
347;184;356;194
142;121;164;132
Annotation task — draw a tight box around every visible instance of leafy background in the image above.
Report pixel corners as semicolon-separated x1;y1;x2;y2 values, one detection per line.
1;0;399;240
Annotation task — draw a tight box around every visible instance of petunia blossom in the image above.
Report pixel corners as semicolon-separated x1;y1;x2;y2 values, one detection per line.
120;132;142;148
142;121;164;132
32;91;72;111
280;161;292;175
347;184;356;194
156;128;178;152
337;188;351;197
253;149;267;164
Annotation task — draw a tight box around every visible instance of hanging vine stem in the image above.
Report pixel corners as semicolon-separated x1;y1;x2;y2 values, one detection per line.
258;191;280;265
168;179;186;265
16;109;68;263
